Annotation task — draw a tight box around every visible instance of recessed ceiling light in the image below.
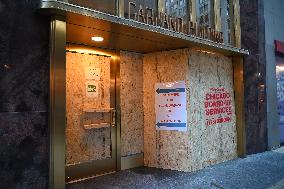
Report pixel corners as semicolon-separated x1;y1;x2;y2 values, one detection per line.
91;36;104;42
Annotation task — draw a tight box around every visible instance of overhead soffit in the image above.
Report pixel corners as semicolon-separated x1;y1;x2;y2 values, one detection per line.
40;0;249;56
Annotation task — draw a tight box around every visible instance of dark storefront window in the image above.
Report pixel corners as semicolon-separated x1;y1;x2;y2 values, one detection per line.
197;0;210;26
276;55;284;143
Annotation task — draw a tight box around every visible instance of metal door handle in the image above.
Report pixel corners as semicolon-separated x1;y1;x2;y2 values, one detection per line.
110;109;116;127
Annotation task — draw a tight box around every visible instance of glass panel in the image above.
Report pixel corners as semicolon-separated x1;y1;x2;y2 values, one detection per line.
196;0;211;27
276;56;284;143
220;0;231;44
67;0;117;15
66;52;112;165
163;0;190;21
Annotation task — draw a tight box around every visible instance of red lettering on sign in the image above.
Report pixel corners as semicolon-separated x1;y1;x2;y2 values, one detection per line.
204;88;233;126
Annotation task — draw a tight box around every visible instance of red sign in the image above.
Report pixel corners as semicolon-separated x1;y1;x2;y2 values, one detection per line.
275;40;284;54
204;87;233;126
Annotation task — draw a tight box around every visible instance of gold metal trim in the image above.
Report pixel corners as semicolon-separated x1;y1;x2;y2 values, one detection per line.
66;158;115;182
233;56;246;158
121;153;144;170
114;51;122;171
49;16;67;189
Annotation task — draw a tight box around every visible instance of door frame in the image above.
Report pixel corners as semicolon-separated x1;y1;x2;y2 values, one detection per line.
65;46;121;182
49;16;121;188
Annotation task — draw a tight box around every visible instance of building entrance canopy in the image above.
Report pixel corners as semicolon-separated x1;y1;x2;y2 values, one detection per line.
40;0;248;56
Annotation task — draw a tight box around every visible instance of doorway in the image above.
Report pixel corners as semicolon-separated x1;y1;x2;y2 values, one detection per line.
65;46;120;182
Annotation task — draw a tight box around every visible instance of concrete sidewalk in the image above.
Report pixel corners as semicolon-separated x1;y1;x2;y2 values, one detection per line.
67;147;284;189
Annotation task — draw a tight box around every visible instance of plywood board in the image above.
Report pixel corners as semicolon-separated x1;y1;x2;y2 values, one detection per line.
143;49;237;171
120;51;144;156
66;52;111;165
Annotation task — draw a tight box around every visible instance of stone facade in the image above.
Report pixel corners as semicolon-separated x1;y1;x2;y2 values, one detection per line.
240;0;268;154
0;0;50;188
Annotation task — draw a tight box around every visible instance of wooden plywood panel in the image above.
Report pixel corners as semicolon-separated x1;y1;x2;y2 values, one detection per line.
120;51;144;156
187;50;237;171
66;52;111;165
143;49;237;171
143;49;191;170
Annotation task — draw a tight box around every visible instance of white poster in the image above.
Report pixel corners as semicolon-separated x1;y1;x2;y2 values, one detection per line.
155;81;187;131
85;67;101;80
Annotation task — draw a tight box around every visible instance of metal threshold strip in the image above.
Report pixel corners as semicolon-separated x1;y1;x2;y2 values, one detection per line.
40;0;249;56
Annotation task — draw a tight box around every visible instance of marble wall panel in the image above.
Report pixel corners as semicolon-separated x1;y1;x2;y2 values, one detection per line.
0;112;49;189
0;0;49;113
0;1;50;188
143;49;237;171
240;0;268;154
66;52;112;164
120;51;144;156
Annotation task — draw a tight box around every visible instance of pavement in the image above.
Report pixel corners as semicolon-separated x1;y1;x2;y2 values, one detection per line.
67;147;284;189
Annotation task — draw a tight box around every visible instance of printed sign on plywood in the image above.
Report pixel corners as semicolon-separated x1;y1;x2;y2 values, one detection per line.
155;81;187;131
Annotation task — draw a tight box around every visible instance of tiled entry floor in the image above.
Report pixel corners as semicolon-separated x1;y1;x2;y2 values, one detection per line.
67;148;284;189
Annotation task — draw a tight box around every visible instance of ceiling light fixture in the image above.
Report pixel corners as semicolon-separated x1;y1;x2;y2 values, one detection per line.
91;36;104;42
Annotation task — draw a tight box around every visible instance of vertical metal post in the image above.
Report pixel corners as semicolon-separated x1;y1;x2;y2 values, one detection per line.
233;0;241;48
214;0;221;31
219;0;229;44
49;16;66;189
232;0;245;157
233;56;246;157
229;0;241;48
117;0;125;17
115;53;122;171
228;0;234;46
189;0;197;23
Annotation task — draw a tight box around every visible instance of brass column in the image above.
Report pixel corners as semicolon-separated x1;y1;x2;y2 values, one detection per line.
49;16;66;189
233;56;246;157
231;0;246;158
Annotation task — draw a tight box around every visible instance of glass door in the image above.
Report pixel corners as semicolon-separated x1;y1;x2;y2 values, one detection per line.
65;51;117;182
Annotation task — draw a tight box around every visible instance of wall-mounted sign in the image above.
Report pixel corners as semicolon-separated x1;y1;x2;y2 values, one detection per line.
155;81;187;131
127;1;224;43
275;40;284;55
85;67;101;80
204;87;233;126
86;81;99;98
